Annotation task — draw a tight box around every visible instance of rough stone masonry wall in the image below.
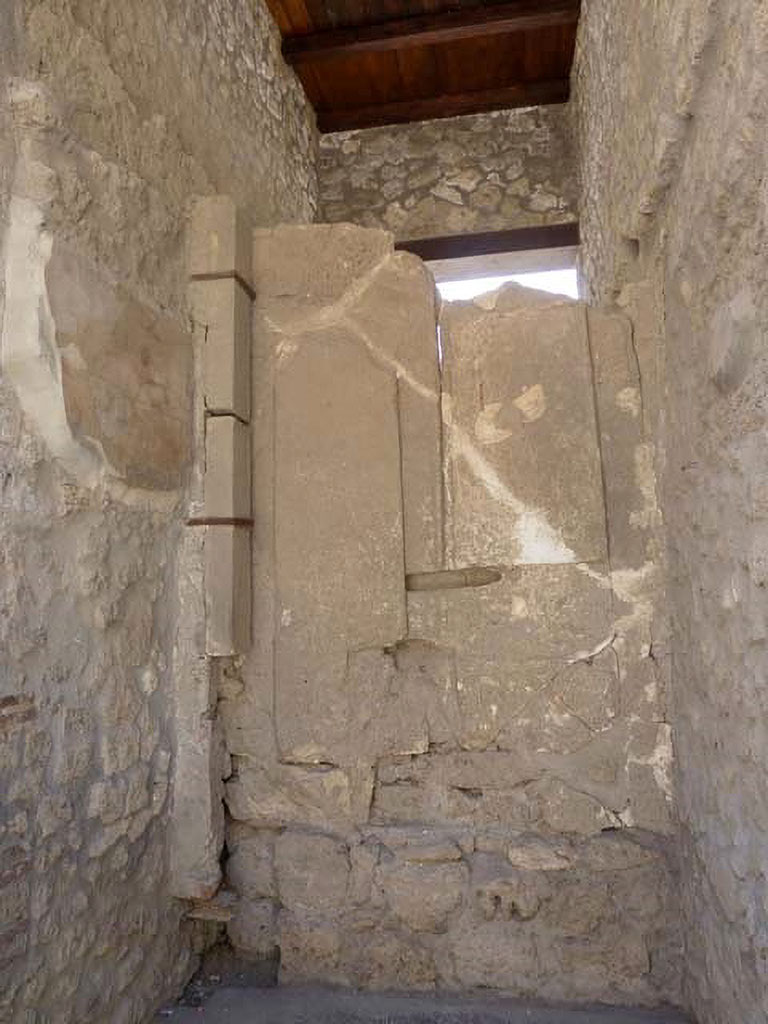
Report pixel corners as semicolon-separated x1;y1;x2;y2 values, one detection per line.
318;106;577;241
0;2;316;1021
574;2;768;1022
219;224;681;1007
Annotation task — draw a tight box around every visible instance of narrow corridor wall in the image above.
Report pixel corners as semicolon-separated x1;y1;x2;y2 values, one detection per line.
0;2;317;1021
574;3;768;1021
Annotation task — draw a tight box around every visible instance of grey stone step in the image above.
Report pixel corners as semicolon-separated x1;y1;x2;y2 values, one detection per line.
156;986;691;1024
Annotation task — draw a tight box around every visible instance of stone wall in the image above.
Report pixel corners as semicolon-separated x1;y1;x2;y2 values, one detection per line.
221;224;681;1006
0;2;316;1021
318;106;576;242
574;2;768;1022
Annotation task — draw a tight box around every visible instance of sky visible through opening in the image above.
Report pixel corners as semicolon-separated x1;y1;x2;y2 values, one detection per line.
438;267;579;302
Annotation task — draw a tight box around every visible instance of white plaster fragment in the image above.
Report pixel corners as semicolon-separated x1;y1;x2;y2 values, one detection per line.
474;402;514;445
513;383;547;422
616;386;641;418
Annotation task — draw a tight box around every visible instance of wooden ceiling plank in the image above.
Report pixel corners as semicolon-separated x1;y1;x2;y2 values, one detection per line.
316;78;570;133
283;0;580;64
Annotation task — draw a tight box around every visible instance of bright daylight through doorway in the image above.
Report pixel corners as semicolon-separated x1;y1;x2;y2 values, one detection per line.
437;267;579;302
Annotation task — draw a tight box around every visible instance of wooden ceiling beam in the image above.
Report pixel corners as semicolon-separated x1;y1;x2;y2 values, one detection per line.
283;0;580;65
394;223;580;262
316;78;570;133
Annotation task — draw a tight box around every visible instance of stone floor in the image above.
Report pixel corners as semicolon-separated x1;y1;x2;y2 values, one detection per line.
156;986;691;1024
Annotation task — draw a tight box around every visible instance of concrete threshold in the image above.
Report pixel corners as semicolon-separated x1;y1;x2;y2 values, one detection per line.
156;986;691;1023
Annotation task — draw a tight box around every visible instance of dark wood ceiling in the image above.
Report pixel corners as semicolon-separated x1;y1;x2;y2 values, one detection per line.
266;0;580;133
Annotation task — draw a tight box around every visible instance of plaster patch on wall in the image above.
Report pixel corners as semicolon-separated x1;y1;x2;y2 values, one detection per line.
1;196;100;483
630;723;674;799
630;443;662;530
514;384;547;422
616;386;642;418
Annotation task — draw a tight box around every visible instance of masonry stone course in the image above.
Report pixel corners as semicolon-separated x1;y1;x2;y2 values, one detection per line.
318;106;577;242
1;0;765;1020
216;224;679;1009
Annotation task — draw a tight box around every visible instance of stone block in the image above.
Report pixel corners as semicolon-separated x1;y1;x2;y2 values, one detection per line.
204;415;251;520
226;824;276;900
227;899;277;961
346;251;443;573
190;277;251;421
252;224;393;322
275;832;350;916
205;525;251;656
339;928;437;990
470;853;546;921
529;778;620;834
225;762;354;832
273;328;406;762
188;195;253;285
449;918;539;992
409;565;613;665
379;860;467;933
346;642;460;765
372;751;545;828
278;911;345;986
407;564;615;752
440;297;606;565
170;528;226;900
367;827;469;864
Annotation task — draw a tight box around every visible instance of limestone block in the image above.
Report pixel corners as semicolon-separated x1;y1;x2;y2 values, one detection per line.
278;911;346;986
346;251;444;573
372;751;545;828
188;195;253;285
227;899;277;961
440;296;607;566
252;224;393;323
170;527;225;900
205;525;251;655
338;928;437;990
273;328;406;762
275;832;350;915
253;226;442;576
503;837;573;872
449;919;539;991
365;826;470;864
492;651;620;756
47;242;192;491
190;277;251;421
204;415;251;520
471;853;546;921
226;824;276;900
570;832;662;873
346;642;460;764
528;778;620;834
407;565;615;751
225;762;354;832
379;860;467;933
409;565;613;664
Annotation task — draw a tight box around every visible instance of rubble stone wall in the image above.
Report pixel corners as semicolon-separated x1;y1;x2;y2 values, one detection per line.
0;2;316;1022
222;224;681;1007
317;106;576;242
574;2;768;1021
